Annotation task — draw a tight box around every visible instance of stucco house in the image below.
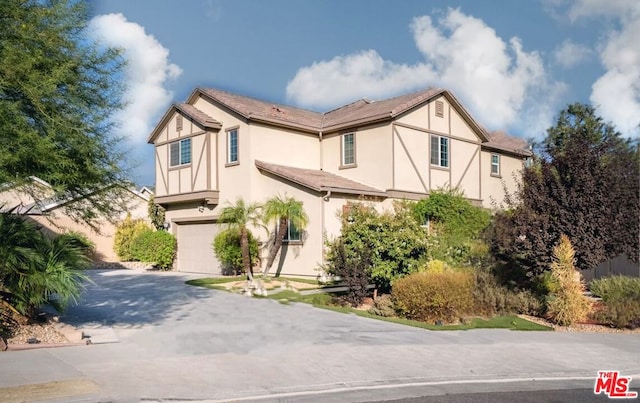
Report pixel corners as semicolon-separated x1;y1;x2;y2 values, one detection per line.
147;87;531;277
0;178;151;263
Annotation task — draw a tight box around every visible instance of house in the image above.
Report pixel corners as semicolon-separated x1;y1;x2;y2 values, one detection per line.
0;178;151;263
147;87;531;277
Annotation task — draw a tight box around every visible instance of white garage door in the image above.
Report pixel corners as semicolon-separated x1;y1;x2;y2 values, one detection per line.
176;221;223;274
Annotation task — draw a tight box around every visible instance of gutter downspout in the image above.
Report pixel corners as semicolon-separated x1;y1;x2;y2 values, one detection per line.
319;131;323;170
320;190;331;273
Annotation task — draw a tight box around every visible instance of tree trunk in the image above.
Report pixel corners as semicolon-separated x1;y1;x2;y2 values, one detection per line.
263;217;288;277
240;227;253;282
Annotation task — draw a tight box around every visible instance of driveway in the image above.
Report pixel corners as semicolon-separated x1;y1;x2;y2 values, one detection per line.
0;269;638;402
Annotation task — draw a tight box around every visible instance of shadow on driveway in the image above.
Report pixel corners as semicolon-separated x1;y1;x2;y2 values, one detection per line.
59;269;211;328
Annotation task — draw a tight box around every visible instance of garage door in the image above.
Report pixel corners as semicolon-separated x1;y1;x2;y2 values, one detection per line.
176;221;223;274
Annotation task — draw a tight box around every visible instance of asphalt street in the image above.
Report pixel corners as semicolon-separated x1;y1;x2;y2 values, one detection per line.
0;269;638;402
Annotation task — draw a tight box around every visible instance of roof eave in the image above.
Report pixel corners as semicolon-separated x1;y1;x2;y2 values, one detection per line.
321;186;388;198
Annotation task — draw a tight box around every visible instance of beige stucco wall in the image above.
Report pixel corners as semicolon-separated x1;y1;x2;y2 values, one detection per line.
392;125;429;192
480;150;524;208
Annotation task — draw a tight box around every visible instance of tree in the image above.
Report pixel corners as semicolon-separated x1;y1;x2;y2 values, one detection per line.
0;0;129;226
489;103;639;285
148;195;166;231
262;194;308;277
218;199;263;282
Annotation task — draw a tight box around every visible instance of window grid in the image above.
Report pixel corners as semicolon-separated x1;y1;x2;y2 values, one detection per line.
491;154;500;175
170;139;191;167
228;129;238;163
430;135;449;168
342;133;355;166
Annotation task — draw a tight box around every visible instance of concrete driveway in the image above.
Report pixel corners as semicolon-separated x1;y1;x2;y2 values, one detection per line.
0;269;638;402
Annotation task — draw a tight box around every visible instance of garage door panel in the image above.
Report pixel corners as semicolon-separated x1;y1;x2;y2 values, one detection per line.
176;221;222;274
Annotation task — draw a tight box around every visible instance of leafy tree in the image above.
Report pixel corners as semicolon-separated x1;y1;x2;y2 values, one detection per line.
147;195;166;231
0;0;130;226
113;214;151;261
218;199;263;282
413;188;491;266
262;194;308;277
488;103;639;285
325;201;428;292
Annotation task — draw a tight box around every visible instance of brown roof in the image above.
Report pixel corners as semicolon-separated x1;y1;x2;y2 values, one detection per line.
255;160;387;197
175;103;222;129
484;130;532;156
198;88;323;131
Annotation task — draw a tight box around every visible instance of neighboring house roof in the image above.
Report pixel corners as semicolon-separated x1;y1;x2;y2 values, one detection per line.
152;87;528;155
147;103;222;143
255;160;387;197
483;131;532;157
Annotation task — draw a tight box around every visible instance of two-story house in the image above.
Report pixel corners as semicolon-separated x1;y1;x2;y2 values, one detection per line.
147;87;531;277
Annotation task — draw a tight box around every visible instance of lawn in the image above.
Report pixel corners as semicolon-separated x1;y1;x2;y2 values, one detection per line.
186;278;552;331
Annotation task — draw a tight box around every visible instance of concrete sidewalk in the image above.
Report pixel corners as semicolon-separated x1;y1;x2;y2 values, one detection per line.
0;269;638;402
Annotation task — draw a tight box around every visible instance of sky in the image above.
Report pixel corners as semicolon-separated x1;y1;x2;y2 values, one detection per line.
89;0;640;186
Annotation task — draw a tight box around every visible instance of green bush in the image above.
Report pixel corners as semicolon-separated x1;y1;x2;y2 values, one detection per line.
392;271;474;323
325;201;428;292
113;215;151;261
130;229;177;270
413;188;491;267
212;228;259;275
590;276;640;329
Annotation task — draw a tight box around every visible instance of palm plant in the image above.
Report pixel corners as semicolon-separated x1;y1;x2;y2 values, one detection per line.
262;194;308;277
218;199;263;282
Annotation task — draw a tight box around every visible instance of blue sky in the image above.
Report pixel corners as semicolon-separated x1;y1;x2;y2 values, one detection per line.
89;0;639;186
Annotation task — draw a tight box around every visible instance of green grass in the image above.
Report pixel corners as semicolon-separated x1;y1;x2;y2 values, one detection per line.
266;290;552;331
185;276;245;288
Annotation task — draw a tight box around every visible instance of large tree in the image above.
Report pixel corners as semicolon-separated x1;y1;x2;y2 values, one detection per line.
0;0;129;226
262;194;308;277
489;103;639;285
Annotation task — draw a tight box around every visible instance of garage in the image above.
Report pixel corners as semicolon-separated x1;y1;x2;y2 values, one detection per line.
176;221;223;274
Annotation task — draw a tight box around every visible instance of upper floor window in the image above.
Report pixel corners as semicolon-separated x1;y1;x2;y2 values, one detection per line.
341;132;355;167
170;138;191;167
430;135;449;168
227;128;238;164
283;219;301;242
491;154;500;176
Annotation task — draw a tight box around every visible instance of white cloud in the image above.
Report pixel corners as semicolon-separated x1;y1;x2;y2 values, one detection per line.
287;8;564;138
553;40;592;68
89;14;183;143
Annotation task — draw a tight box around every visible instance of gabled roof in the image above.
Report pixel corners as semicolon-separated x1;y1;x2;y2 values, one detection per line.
255;160;387;197
147;103;222;143
194;88;323;132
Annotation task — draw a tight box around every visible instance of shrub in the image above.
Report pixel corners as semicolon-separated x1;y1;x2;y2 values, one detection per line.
421;259;449;273
392;271;474;323
324;201;428;292
130;229;177;270
473;269;542;316
368;294;396;317
545;235;591;326
590;276;640;329
327;237;371;306
212;228;259;275
113;214;151;261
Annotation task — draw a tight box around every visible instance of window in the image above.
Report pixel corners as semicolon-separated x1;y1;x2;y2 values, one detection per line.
227;128;238;164
169;138;191;167
491;154;500;176
341;133;355;166
430;135;449;168
283;219;301;242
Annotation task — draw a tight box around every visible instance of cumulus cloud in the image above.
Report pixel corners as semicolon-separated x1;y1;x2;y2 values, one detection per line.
286;8;563;138
553;39;592;68
89;14;183;143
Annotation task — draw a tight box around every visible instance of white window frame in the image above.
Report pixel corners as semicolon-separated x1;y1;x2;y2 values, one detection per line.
341;132;356;167
430;135;449;168
227;128;239;165
169;138;191;167
491;153;500;176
